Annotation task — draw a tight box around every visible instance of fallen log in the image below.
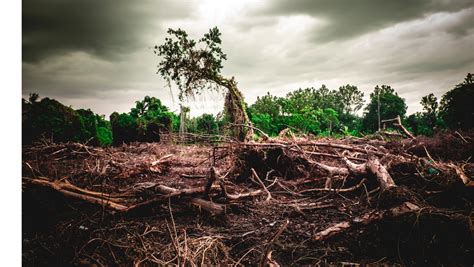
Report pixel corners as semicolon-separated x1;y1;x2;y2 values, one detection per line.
23;177;128;211
312;161;349;176
237;142;386;156
310;156;397;191
130;184;225;215
149;154;173;173
23;177;127;200
24;177;225;215
342;158;367;176
314;201;420;241
293;149;366;162
366;156;396;190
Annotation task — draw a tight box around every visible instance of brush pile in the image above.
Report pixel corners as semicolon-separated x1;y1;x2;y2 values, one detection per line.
22;131;474;265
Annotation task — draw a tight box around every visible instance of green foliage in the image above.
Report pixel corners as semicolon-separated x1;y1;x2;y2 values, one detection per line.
250;92;282;120
109;96;177;144
22;95;113;146
95;115;113;146
110;112;138;145
404;93;441;136
248;92;283;136
77;109;98;141
338;113;363;136
406;113;433;136
131;96;174;142
337;84;364;114
249;112;278;136
155;27;227;101
439;73;474;130
195;113;219;134
363;85;408;132
24;73;474;145
248;87;364;136
420;93;438;129
96;126;113;146
23;96;86;144
156;27;252;141
281;85;342;114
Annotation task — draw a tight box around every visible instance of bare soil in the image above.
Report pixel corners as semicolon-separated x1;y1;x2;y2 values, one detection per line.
22;132;474;266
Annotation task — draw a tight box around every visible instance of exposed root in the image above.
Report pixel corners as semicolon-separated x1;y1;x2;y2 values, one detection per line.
251;168;272;202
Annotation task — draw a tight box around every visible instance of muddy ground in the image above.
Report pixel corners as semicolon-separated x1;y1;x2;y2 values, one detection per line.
22;131;474;266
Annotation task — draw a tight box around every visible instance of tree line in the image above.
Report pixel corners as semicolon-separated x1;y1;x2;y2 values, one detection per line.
22;73;473;146
248;74;473;137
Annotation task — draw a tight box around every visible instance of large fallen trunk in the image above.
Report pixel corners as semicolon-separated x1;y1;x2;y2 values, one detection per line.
23;177;225;215
314;156;397;190
365;156;396;190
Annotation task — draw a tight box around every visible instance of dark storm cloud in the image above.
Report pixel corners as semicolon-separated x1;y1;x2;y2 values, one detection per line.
255;0;474;42
22;0;192;62
21;0;474;116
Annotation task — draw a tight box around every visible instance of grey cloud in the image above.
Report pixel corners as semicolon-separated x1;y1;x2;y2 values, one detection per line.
22;0;194;63
21;0;474;117
254;0;474;42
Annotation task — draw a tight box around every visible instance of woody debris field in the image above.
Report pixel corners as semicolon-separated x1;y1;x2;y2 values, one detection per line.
22;131;474;266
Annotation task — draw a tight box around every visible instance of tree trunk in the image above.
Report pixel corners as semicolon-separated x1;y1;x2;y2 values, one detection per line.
225;83;254;141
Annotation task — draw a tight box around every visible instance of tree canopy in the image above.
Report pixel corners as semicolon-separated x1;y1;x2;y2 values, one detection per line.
22;95;113;146
363;85;407;132
22;74;474;145
439;73;474;130
155;27;227;101
155;27;252;141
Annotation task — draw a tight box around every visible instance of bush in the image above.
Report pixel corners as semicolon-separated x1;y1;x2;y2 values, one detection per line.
23;97;86;144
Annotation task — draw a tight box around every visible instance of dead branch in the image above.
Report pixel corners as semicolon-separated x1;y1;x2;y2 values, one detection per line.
251;168;272;201
146;184;225;215
310;156;396;192
229;123;270;141
454;131;469;143
314;202;420;241
150;154;173;172
366;156;396;190
180;174;207;179
259;219;289;267
292;149;366;162
381;115;415;139
312;161;349;176
23;177;127;201
219;180;263;201
24;176;224;215
300;178;368;194
342;158;367;176
447;163;474;187
236;142;385;156
23;177;128;211
204;167;218;199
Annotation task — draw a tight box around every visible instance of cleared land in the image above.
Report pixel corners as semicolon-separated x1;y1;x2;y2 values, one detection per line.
22;131;474;265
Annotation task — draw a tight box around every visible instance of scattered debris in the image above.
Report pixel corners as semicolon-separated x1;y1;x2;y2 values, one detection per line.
22;132;474;265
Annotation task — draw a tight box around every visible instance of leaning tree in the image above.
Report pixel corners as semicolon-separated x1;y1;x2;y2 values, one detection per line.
154;27;253;141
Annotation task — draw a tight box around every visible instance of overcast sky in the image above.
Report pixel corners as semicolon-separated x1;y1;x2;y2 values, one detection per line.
22;0;474;117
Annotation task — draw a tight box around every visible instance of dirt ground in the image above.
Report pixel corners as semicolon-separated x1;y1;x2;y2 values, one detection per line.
22;131;474;266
